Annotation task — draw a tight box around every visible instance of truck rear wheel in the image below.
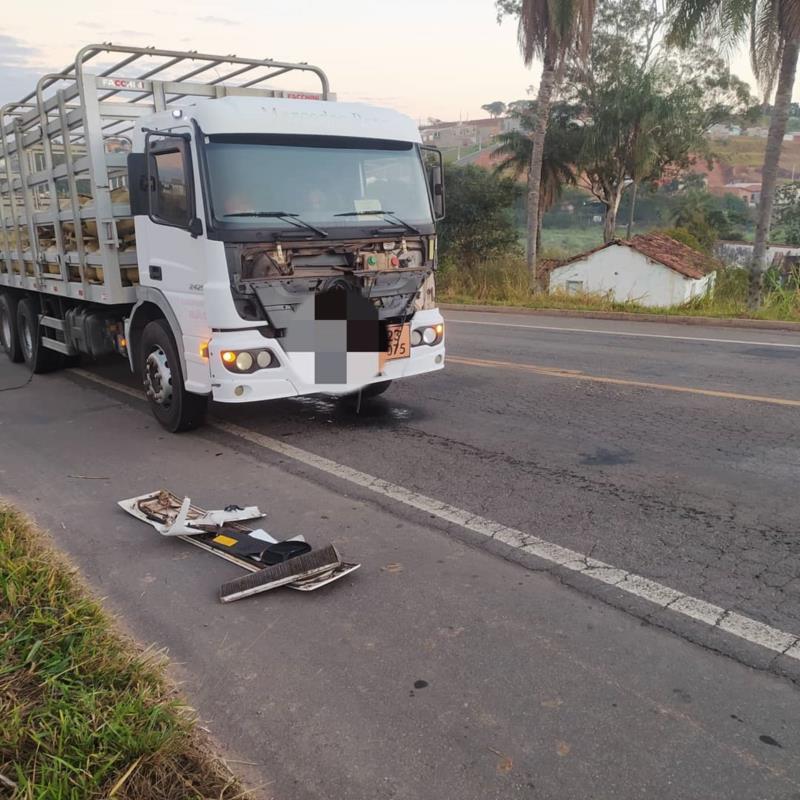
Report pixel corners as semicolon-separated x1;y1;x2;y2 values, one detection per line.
16;298;62;373
0;293;24;363
140;318;208;433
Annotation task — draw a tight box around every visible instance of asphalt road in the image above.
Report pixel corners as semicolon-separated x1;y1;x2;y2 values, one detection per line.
2;309;800;799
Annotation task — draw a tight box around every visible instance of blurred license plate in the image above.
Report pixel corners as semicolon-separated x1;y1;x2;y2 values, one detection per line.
385;324;410;360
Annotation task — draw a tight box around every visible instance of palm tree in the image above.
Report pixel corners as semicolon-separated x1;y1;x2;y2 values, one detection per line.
514;0;597;290
668;0;800;308
493;102;583;256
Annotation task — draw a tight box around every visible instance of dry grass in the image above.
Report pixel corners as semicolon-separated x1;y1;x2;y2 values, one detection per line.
712;136;800;174
437;257;800;321
0;504;251;800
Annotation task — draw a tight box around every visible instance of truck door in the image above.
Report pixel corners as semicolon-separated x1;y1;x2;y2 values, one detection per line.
134;133;212;393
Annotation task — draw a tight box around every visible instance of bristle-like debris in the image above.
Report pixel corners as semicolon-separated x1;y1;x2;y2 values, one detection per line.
219;544;341;603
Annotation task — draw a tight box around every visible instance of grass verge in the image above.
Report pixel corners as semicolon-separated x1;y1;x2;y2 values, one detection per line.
0;503;249;800
437;257;800;322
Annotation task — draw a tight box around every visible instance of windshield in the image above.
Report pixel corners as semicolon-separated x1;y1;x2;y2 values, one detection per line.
204;134;434;233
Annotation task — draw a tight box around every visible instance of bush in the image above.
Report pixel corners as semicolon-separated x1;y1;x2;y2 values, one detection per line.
659;226;706;252
439;164;522;267
438;257;800;320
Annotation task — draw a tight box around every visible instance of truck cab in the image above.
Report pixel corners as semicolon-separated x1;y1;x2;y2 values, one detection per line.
128;97;446;423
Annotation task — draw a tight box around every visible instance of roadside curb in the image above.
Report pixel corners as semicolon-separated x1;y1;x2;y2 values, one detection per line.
440;303;800;333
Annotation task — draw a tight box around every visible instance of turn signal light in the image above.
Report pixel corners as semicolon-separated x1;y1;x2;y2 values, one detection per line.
221;351;236;364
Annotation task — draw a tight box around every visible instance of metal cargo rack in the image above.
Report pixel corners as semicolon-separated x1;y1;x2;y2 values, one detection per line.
0;44;331;305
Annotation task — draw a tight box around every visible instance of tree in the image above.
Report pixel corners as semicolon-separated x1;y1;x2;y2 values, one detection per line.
497;0;597;291
437;164;523;267
668;0;800;308
481;101;507;118
569;0;755;241
670;189;719;250
493;101;584;249
774;181;800;244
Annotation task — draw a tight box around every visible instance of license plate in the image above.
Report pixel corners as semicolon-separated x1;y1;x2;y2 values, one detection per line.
385;323;410;360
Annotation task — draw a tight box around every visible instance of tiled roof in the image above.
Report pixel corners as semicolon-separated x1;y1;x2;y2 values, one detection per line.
547;234;721;280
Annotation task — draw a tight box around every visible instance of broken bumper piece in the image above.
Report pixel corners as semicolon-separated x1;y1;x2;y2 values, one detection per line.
118;490;359;596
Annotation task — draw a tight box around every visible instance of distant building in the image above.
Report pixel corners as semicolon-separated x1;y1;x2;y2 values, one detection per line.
741;127;770;138
715;240;800;266
708;124;742;139
545;233;718;307
720;182;762;206
419;116;520;148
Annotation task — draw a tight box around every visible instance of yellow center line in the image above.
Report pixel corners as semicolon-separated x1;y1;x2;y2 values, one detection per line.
447;355;800;408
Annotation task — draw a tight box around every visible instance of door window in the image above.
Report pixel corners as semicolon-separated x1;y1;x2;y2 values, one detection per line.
151;148;189;227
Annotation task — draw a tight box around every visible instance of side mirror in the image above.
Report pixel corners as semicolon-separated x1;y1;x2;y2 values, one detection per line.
431;164;445;220
126;153;150;216
421;145;445;221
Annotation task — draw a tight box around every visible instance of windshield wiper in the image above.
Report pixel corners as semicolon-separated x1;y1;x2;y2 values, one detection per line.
223;211;328;238
334;210;392;217
334;209;421;235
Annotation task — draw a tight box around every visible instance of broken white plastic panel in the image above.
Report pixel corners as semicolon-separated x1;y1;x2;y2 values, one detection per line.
118;491;263;536
248;528;307;545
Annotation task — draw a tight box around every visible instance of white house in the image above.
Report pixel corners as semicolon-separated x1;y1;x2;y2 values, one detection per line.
546;234;718;308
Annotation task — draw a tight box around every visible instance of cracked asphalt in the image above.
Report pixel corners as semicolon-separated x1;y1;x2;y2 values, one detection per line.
2;308;800;799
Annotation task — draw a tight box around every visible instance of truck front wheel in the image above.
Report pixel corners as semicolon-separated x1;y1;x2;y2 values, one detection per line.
139;319;208;433
0;293;23;363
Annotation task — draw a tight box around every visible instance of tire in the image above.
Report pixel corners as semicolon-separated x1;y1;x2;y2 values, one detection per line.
0;293;23;363
139;318;208;432
16;298;62;373
358;379;392;398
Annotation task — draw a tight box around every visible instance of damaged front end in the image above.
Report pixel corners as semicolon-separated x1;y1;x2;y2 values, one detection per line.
226;235;437;332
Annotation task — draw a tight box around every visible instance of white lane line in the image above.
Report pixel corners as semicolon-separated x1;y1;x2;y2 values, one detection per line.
446;317;800;349
74;368;800;662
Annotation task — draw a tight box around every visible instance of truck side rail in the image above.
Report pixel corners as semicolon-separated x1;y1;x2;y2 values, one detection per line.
0;45;332;305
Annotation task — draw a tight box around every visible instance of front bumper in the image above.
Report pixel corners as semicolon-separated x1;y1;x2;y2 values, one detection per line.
207;309;445;403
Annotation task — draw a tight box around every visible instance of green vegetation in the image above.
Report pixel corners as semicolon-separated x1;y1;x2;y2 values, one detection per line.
439;164;522;267
441;144;480;164
496;0;597;285
712;136;800;170
438;257;800;321
0;504;247;800
540;226;605;257
668;0;800;308
774;181;800;244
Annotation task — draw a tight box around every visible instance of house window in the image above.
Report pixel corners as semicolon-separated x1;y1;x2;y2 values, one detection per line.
566;280;584;295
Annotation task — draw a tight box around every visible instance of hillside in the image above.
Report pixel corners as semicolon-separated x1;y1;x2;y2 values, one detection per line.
701;136;800;186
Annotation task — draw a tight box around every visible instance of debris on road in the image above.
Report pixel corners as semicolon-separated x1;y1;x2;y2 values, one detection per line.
121;491;264;536
118;490;359;599
219;543;344;603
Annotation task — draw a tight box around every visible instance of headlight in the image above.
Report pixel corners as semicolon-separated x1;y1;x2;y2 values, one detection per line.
412;323;444;347
256;350;272;368
236;351;254;371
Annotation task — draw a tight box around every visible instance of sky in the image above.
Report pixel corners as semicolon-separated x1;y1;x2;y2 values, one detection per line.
0;0;797;122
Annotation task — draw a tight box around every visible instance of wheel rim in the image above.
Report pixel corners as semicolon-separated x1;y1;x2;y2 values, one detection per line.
144;345;173;407
0;306;10;351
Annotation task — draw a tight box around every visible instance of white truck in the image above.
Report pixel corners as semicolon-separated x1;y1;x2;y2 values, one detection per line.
0;45;446;430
